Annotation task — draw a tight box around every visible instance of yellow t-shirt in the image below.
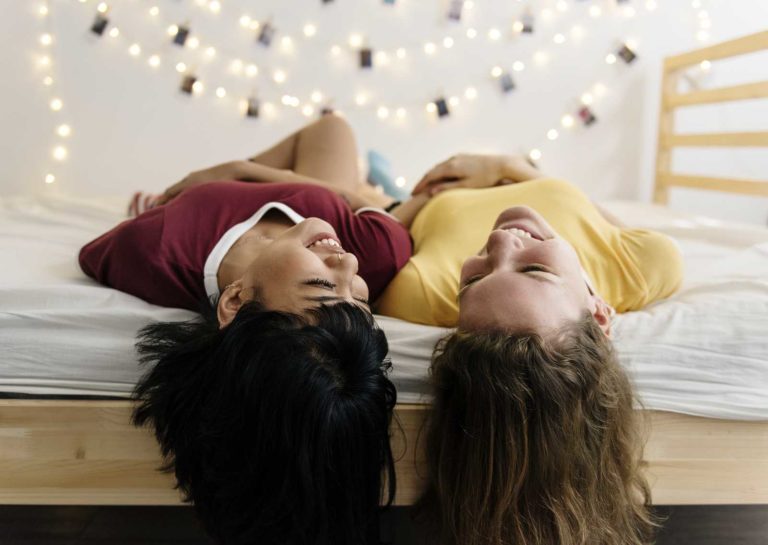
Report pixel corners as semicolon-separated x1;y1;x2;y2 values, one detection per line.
376;179;683;327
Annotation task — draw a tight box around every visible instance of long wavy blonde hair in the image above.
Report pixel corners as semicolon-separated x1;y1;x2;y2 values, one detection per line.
417;314;659;545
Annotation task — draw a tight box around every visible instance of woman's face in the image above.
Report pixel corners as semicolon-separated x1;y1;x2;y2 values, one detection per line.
457;206;594;336
222;218;370;322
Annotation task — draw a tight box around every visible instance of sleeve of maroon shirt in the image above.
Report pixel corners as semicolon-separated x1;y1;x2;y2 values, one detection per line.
78;206;204;310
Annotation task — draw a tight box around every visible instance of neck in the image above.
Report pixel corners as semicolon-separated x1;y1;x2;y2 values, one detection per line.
217;210;295;290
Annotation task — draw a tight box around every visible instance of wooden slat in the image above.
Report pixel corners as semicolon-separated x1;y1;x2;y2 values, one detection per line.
664;30;768;71
658;172;768;197
653;66;679;204
665;81;768;108
662;131;768;147
2;401;768;506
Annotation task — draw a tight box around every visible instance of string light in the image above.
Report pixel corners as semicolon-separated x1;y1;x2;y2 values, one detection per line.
645;0;657;10
38;5;49;16
96;3;108;14
246;64;258;77
303;23;317;37
45;174;56;185
513;61;525;72
553;33;565;45
215;87;226;98
396;48;406;58
466;28;477;39
175;62;187;73
43;76;53;86
561;114;575;128
464;87;478;100
529;149;542;161
547;129;559;140
148;54;161;67
52;146;68;160
40;33;52;46
348;33;363;48
700;59;711;71
239;15;251;28
581;93;594;105
491;66;503;78
589;5;602;17
273;70;286;83
311;90;324;103
443;37;454;48
128;43;141;56
302;104;315;117
149;6;159;17
487;28;501;41
395;176;406;188
108;27;119;38
605;53;617;64
49;98;63;111
377;106;389;119
424;42;436;55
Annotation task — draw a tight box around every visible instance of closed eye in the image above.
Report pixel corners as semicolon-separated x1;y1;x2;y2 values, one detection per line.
519;264;549;273
304;278;336;289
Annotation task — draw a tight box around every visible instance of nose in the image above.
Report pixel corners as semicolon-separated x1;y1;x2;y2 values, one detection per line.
324;251;359;276
485;229;525;267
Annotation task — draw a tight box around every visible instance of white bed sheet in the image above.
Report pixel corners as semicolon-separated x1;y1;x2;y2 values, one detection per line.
1;194;766;420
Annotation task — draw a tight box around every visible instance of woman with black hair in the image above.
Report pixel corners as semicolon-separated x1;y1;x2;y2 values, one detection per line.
78;115;432;545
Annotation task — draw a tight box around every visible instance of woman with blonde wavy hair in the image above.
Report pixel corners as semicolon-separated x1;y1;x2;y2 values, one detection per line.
377;154;683;545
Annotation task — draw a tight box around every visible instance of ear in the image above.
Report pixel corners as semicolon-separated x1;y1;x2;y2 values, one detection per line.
217;281;245;329
589;294;614;338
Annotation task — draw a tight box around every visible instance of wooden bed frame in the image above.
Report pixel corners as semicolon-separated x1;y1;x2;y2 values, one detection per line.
2;32;768;507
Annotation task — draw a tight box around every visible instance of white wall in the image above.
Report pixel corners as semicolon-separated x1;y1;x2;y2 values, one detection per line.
2;0;766;223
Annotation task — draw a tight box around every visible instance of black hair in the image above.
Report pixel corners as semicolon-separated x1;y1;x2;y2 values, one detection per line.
132;301;397;545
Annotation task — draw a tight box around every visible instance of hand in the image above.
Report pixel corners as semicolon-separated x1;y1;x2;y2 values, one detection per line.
411;154;542;196
157;161;242;205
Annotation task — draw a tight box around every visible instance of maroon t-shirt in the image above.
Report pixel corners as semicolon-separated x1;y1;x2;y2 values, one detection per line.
79;182;412;310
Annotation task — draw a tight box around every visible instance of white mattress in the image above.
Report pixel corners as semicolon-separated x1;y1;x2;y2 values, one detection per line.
1;194;767;420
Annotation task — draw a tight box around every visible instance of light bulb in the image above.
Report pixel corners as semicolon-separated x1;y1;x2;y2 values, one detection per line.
246;64;258;77
311;91;323;103
553;33;565;45
581;93;594;105
45;174;55;184
426;103;437;114
395;177;406;188
529;149;542;161
355;93;368;106
208;1;221;13
273;70;286;83
43;76;53;86
129;43;141;56
700;60;711;71
443;37;454;48
491;66;503;77
589;5;602;17
396;108;407;119
547;129;559;140
192;81;204;94
377;106;389;119
239;15;251;27
57;124;71;137
53;146;68;160
605;53;617;64
303;24;317;37
513;61;525;72
349;33;363;48
230;59;243;73
396;48;406;58
645;0;657;10
488;28;502;41
175;62;187;73
215;87;226;98
149;6;159;16
205;47;216;58
107;27;119;38
424;42;436;55
466;28;477;39
561;115;574;128
449;96;459;107
330;45;341;56
464;87;478;100
40;33;52;46
50;98;63;111
188;37;199;49
97;3;108;14
302;104;315;117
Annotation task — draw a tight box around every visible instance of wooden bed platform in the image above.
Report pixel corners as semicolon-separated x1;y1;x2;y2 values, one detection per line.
1;32;767;507
0;401;766;506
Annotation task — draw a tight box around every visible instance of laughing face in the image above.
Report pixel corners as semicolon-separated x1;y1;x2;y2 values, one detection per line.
217;218;370;326
457;206;610;337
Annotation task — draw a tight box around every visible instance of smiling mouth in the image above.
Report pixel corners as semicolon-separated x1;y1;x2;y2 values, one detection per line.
495;222;544;241
305;232;343;250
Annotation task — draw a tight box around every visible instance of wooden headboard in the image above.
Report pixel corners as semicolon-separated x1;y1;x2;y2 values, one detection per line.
654;30;768;203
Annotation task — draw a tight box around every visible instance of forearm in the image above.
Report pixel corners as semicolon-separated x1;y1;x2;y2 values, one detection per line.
388;193;431;229
229;160;380;211
498;155;546;184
